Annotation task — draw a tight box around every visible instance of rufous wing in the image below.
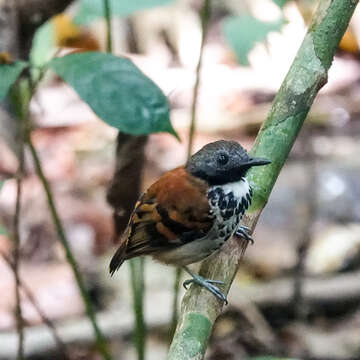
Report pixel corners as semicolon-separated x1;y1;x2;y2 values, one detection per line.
109;167;213;274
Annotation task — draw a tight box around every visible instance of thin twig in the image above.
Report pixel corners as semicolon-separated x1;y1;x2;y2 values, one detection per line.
1;252;70;359
170;0;212;341
13;159;24;360
103;1;147;357
26;136;111;360
186;0;211;156
103;0;113;53
129;258;146;360
169;267;182;340
106;136;148;360
10;78;32;360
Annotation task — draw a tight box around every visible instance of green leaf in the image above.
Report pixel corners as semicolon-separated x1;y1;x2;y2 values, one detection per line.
49;52;178;138
0;180;4;192
272;0;291;8
223;15;284;65
74;0;175;25
30;20;56;67
0;61;28;101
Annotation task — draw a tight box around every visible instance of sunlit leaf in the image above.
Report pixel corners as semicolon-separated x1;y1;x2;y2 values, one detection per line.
49;52;178;138
74;0;175;25
0;62;28;101
30;20;56;67
223;15;284;65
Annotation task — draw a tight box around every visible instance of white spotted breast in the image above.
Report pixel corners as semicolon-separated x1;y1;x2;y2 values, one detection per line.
207;178;252;248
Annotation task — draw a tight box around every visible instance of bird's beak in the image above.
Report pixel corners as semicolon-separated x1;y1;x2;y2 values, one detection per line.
242;157;271;167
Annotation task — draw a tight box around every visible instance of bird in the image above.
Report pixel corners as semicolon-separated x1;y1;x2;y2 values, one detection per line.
109;140;271;303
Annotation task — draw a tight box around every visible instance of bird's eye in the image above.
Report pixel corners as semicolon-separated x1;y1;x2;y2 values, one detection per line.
217;153;229;165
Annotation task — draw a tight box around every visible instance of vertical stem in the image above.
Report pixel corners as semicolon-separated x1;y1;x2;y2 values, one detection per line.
27;138;111;360
103;0;147;357
1;252;70;359
103;1;147;357
13;174;24;360
169;267;182;340
129;258;146;360
10;79;32;360
170;0;212;342
186;0;211;156
103;0;113;53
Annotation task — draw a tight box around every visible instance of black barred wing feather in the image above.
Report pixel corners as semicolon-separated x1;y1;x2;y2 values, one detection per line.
109;167;213;275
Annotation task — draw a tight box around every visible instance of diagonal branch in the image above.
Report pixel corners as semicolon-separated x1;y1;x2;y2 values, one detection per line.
168;0;359;358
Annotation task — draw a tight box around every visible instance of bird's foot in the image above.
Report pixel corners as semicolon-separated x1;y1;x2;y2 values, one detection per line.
183;275;228;304
235;225;254;245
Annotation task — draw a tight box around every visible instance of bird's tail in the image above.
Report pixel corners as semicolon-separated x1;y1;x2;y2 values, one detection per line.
109;241;127;276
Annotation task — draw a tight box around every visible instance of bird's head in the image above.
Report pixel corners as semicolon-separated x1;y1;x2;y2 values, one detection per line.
186;140;271;185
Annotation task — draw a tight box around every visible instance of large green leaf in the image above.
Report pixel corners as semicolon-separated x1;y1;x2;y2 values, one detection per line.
0;61;28;101
74;0;175;25
49;52;177;137
30;20;56;67
223;15;284;65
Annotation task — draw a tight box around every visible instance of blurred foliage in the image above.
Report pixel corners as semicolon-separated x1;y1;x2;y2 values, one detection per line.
30;20;55;67
222;0;298;65
53;14;81;44
0;61;28;101
223;15;284;65
0;224;8;236
249;358;300;360
272;0;292;8
30;14;101;68
74;0;175;25
0;181;7;235
30;0;177;67
49;52;178;137
339;29;359;53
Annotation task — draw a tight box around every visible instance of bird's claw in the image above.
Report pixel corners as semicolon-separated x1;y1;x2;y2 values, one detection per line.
183;278;224;289
183;276;228;304
235;225;254;245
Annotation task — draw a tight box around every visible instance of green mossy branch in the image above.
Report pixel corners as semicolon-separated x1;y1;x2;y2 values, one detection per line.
167;0;359;359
